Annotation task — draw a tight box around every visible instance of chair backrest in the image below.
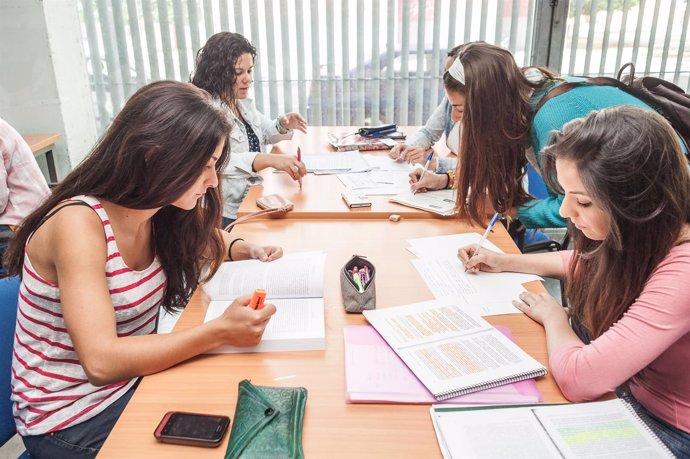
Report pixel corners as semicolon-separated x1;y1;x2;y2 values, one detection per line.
0;276;21;446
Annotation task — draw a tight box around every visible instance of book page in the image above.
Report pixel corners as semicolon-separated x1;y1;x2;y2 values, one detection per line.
202;251;326;301
344;325;542;405
406;232;503;259
534;400;674;458
364;298;546;398
204;298;325;353
432;406;562;459
389;189;456;216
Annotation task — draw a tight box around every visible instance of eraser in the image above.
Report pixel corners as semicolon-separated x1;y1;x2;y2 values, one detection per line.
389;214;401;222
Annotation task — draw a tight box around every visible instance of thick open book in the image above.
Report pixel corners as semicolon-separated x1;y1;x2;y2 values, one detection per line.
431;399;674;458
202;251;327;353
344;325;542;404
362;298;546;400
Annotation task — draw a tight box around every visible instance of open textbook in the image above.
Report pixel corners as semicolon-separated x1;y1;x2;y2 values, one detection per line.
431;399;674;459
202;251;327;353
363;298;546;400
389;189;456;216
344;325;542;405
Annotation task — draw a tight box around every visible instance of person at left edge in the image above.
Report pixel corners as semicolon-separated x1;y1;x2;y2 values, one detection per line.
191;32;307;228
0;118;50;273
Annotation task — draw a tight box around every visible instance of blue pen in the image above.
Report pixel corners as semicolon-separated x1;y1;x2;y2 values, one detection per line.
413;150;435;195
466;212;501;271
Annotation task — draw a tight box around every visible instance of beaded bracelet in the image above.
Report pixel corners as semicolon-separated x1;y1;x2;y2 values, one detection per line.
445;170;456;190
228;238;245;261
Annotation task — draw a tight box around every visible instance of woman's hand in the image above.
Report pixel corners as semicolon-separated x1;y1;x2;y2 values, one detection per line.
457;246;507;273
512;291;569;327
389;145;434;166
247;243;283;262
266;154;306;181
215;294;277;347
280;112;307;133
409;169;447;193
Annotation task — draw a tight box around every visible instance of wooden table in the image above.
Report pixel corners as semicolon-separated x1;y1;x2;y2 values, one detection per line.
21;133;62;183
100;219;565;458
237;126;454;219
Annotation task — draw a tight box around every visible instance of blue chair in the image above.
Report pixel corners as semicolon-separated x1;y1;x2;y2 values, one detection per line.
0;276;21;447
522;163;569;252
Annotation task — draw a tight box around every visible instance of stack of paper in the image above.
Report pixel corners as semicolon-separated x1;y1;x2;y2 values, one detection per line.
406;233;542;316
336;170;410;195
301;152;372;174
390;189;457;216
202;251;327;353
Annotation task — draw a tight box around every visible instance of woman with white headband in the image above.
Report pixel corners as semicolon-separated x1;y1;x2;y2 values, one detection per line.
409;41;660;230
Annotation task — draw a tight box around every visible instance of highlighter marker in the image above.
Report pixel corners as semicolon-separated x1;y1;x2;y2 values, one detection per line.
249;288;267;310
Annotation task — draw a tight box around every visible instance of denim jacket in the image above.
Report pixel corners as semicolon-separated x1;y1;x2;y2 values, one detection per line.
222;98;293;220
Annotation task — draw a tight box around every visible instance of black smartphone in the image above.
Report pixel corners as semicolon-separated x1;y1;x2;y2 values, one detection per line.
154;411;230;447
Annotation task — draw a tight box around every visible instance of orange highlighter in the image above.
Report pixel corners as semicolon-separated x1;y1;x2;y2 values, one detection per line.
249;288;267;310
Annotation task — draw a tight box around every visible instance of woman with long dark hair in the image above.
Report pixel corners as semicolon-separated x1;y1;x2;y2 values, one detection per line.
460;106;690;457
409;41;661;230
191;32;308;227
5;81;280;457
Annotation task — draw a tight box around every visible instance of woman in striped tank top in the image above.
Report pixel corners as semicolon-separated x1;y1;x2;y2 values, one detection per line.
3;81;280;458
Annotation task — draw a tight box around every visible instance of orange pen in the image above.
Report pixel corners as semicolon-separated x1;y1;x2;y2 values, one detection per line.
249;288;267;309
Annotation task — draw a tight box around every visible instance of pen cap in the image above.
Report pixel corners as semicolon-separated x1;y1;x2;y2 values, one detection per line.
339;255;376;313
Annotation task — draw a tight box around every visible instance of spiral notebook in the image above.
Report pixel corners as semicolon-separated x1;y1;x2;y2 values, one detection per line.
362;298;547;400
431;399;674;458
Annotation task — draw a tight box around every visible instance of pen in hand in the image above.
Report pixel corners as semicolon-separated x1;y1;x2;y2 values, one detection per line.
297;146;303;190
413;150;434;195
465;212;500;272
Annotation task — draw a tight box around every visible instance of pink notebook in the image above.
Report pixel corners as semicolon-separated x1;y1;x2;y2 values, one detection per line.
344;325;542;404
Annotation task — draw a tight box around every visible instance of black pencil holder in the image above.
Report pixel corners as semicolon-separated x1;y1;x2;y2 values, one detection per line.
340;255;376;313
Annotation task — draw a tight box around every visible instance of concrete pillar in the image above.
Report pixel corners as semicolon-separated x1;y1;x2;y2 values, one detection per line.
0;0;97;180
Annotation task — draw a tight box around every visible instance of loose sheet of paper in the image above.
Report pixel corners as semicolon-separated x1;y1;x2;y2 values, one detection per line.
390;189;456;216
301;152;371;173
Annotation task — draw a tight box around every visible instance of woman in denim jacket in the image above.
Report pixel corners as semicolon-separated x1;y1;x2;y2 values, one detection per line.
191;32;307;227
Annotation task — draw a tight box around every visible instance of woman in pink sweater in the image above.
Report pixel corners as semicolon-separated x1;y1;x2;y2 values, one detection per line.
460;105;690;457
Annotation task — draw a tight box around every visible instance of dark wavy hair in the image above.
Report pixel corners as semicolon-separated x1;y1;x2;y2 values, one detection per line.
543;106;690;339
449;41;557;226
4;81;232;313
190;32;256;116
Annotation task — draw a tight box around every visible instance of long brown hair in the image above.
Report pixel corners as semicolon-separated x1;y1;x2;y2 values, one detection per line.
543;106;690;339
190;32;256;117
4;81;231;312
450;42;553;226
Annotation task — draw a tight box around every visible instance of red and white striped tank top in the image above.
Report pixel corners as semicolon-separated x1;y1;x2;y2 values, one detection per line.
11;195;167;436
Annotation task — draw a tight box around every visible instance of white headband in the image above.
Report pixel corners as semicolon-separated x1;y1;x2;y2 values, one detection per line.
448;57;465;84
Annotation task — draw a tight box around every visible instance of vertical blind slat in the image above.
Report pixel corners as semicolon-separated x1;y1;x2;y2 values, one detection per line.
110;0;134;97
308;0;322;125
280;0;293;112
295;0;307;117
234;0;244;34
248;1;265;112
82;0;109;131
385;0;395;123
399;0;410;126
479;0;488;41
660;0;675;79
583;0;598;75
172;0;190;81
448;0;457;50
430;0;442;118
414;0;426;126
644;0;661;74
614;0;631;73
325;0;336;125
96;0;125;110
356;0;365;125
371;0;381;125
187;0;201;54
141;0;161;80
265;0;279;117
495;0;504;46
524;0;536;66
568;0;584;75
125;0;146;86
599;0;615;75
341;0;351;125
202;0;214;41
673;1;690;85
463;0;472;44
632;0;647;66
219;0;230;32
156;0;175;79
509;0;519;53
